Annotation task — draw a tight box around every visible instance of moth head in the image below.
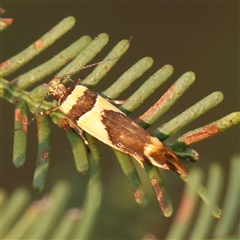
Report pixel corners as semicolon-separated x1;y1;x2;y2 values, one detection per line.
44;78;72;102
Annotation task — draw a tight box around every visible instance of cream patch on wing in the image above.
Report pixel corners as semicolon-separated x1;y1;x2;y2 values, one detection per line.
60;85;87;114
143;136;168;168
76;95;124;149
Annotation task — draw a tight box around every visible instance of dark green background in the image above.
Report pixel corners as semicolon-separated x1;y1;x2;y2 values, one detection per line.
1;2;239;239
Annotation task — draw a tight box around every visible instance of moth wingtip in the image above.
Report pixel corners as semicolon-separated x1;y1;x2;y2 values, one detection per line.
143;140;188;176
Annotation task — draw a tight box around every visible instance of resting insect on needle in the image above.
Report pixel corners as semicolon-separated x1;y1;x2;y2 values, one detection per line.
39;38;188;178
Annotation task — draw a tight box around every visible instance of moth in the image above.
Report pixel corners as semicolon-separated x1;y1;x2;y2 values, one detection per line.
40;77;188;177
38;38;188;177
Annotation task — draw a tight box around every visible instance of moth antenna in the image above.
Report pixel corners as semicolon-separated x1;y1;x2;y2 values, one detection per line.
63;36;132;79
15;38;131;128
24;92;50;128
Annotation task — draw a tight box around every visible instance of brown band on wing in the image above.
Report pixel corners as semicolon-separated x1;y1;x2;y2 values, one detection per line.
68;89;98;121
101;109;153;163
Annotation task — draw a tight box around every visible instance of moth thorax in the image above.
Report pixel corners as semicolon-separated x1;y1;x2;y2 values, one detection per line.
51;84;71;102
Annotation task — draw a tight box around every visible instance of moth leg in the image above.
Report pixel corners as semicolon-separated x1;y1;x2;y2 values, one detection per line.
65;115;90;152
106;98;129;105
39;105;60;115
76;78;82;85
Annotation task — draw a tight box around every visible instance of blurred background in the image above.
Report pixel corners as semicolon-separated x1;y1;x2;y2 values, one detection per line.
1;2;239;239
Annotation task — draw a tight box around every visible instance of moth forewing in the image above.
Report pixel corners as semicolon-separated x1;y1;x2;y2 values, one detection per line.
45;79;188;177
